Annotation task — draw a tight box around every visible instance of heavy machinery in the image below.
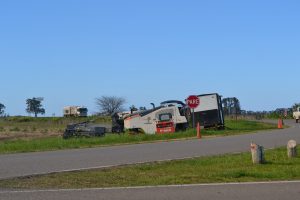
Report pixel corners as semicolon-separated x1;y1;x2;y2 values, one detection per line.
63;121;106;139
63;106;88;117
113;94;225;134
124;100;189;134
111;112;130;133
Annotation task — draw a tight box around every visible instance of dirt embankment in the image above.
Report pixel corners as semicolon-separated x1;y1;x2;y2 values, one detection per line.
0;131;62;141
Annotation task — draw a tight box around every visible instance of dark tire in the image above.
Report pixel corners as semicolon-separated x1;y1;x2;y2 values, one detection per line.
63;131;73;139
296;119;299;123
175;124;187;132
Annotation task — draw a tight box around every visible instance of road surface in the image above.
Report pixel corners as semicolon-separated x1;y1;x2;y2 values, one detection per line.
0;120;299;180
1;181;300;200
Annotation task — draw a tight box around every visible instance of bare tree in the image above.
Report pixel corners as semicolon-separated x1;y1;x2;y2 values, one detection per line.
95;96;126;115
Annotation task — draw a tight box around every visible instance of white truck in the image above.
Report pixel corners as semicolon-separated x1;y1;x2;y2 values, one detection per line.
293;107;300;123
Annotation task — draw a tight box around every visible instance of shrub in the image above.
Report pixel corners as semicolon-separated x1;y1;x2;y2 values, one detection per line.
9;127;20;132
22;128;29;132
42;129;48;134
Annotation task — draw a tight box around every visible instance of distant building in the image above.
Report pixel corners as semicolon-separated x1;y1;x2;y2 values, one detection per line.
63;106;88;117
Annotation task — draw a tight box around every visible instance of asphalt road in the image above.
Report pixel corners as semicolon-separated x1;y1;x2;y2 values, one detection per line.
0;120;299;180
1;181;300;200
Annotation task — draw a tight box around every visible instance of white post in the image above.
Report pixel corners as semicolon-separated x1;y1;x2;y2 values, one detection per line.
287;140;297;158
251;143;265;164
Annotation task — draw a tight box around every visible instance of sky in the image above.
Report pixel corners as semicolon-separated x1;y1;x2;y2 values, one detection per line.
0;0;300;116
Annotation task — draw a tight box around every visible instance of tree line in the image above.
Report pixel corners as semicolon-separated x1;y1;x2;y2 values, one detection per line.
0;96;127;117
1;96;300;118
0;97;46;117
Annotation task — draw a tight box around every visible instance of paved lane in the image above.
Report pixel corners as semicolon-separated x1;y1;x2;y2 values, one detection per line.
1;181;300;200
0;120;299;179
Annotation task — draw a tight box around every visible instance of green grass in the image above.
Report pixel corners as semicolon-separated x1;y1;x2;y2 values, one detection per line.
0;147;298;189
0;120;277;154
0;116;111;135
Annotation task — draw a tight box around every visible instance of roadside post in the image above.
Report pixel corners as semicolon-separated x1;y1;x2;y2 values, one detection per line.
197;122;201;138
284;110;288;118
250;143;265;164
287;140;297;158
186;95;200;128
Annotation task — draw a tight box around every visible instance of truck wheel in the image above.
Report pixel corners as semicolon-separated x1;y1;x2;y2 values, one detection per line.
296;119;299;123
63;131;73;139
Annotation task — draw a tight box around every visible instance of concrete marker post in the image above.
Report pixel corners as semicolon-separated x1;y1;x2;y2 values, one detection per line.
287;140;297;158
251;143;265;164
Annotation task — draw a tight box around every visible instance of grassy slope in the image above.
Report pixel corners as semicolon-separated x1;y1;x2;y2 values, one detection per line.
0;147;298;189
0;120;277;154
0;116;111;135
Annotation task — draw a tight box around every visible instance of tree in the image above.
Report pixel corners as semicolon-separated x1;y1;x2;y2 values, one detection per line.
129;105;138;113
0;103;5;116
292;103;300;111
95;96;126;115
26;97;45;117
139;106;146;111
222;97;241;117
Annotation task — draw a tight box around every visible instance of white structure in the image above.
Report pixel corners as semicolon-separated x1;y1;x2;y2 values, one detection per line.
293;107;300;123
193;93;224;128
63;106;88;117
124;101;188;134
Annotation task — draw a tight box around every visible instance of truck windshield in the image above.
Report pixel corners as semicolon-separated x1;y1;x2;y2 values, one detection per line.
159;113;172;121
78;108;87;112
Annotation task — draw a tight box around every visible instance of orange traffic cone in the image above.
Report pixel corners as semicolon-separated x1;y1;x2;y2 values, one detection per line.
197;122;201;138
278;119;283;129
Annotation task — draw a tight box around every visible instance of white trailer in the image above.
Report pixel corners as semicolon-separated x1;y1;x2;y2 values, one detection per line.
63;106;88;117
193;93;224;128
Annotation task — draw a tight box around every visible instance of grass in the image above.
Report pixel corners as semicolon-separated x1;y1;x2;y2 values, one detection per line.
0;120;277;154
0;147;298;189
0;116;111;134
0;116;111;140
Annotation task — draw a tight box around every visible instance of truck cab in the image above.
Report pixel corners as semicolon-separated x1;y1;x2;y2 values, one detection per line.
293;107;300;123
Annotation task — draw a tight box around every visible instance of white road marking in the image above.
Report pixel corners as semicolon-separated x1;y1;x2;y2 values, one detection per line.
1;180;300;194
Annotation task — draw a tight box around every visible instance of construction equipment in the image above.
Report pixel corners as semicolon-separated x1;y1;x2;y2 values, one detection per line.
156;113;175;134
63;106;88;117
124;100;189;134
63;121;106;139
111;112;131;133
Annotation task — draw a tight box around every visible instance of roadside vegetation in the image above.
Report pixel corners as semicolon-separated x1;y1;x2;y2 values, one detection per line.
0;116;111;140
0;119;277;154
0;147;298;189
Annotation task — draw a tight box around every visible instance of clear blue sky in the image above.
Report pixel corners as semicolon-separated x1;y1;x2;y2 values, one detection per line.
0;0;299;116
